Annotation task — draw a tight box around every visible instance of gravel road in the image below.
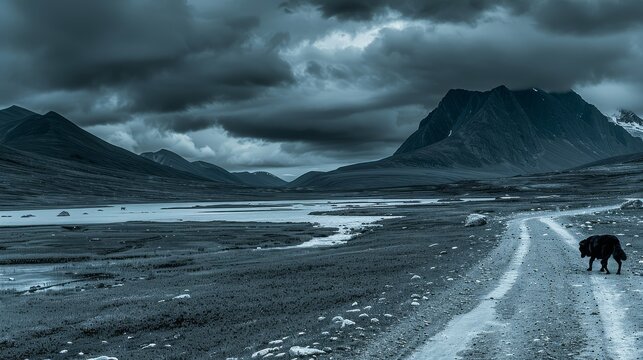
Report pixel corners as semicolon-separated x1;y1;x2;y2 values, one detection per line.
402;204;642;360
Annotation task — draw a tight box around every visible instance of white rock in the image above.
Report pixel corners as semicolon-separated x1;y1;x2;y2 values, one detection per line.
252;347;279;358
351;301;358;306
384;314;393;317
358;313;369;318
411;301;420;306
289;346;325;356
371;318;379;323
268;340;283;345
340;319;355;328
620;199;643;210
173;294;191;300
331;316;344;323
465;214;488;227
88;357;118;360
363;305;372;310
411;275;421;280
317;316;325;321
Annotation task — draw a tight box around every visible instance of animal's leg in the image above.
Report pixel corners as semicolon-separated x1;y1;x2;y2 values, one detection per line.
616;258;622;275
587;257;594;271
601;257;610;274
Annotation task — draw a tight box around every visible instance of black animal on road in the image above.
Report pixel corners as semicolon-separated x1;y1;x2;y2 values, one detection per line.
579;235;627;275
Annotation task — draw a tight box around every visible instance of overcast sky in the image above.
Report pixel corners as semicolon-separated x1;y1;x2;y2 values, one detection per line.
1;0;642;179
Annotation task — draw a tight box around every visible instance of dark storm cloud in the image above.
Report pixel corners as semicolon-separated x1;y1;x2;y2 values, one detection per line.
219;109;404;145
2;0;643;175
283;0;643;35
530;0;643;35
280;0;526;22
147;113;216;134
360;23;633;99
0;0;293;114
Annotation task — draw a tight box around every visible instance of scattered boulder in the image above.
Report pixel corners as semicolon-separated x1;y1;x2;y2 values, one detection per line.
252;347;279;358
289;346;325;356
57;211;70;217
465;214;488;227
620;199;643;210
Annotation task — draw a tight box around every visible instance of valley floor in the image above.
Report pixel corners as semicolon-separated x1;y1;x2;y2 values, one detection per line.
0;165;642;360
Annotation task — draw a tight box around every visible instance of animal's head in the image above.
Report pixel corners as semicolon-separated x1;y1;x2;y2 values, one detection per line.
579;239;589;258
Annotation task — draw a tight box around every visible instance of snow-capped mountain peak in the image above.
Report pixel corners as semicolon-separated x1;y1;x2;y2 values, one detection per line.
610;109;643;139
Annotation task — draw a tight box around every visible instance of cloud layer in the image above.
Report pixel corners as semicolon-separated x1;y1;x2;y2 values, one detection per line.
1;0;643;177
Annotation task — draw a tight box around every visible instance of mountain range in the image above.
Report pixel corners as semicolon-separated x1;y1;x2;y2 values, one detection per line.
2;85;643;198
290;86;643;189
0;106;287;205
140;149;287;187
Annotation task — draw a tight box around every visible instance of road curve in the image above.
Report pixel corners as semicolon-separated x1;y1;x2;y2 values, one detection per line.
408;204;642;360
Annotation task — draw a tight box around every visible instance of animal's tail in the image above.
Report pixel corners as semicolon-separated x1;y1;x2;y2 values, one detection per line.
614;242;627;261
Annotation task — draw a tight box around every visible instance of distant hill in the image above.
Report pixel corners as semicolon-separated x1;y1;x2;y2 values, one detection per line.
140;149;240;184
291;86;643;189
0;107;200;180
141;149;286;187
232;171;287;187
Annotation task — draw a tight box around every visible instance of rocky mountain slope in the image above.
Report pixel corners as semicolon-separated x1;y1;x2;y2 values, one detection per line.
291;86;643;189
